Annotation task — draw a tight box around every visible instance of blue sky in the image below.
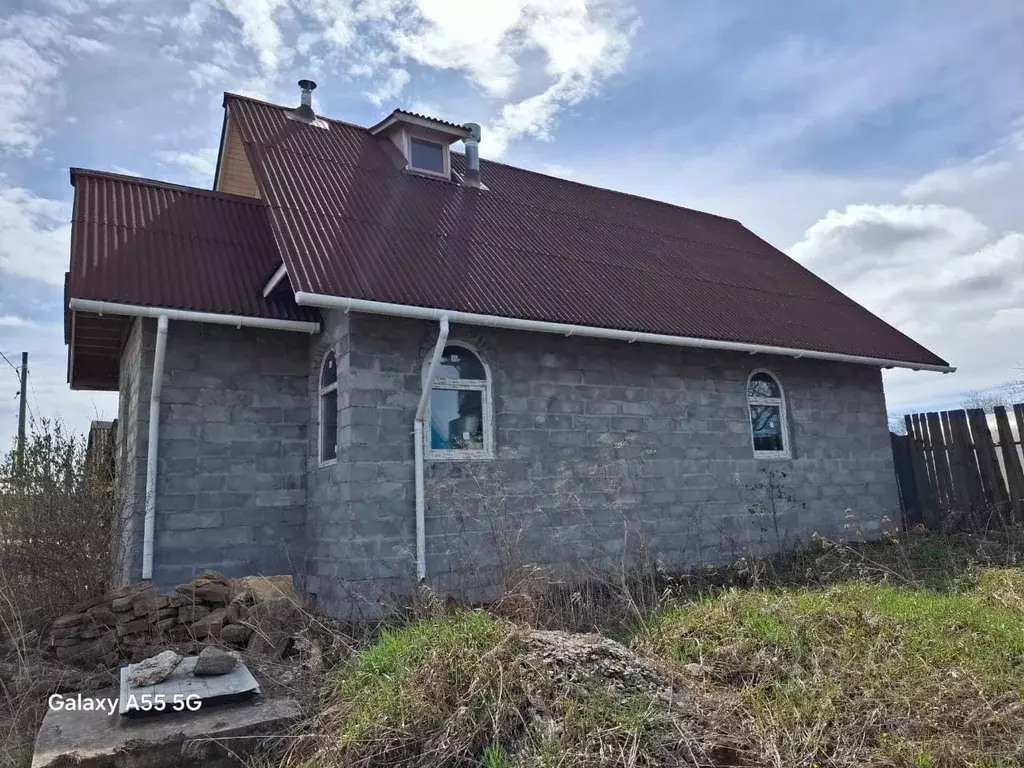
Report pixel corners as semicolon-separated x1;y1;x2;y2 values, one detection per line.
1;0;1023;448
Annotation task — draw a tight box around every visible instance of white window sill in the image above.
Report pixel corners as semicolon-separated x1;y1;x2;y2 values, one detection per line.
318;458;338;469
753;451;791;461
426;450;494;462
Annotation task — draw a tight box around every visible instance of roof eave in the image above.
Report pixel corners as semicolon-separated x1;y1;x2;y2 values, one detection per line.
293;291;955;373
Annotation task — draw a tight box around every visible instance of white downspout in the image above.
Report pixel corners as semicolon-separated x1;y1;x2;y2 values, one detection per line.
414;316;450;582
141;315;169;581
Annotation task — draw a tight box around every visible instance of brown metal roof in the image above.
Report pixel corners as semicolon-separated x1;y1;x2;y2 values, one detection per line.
227;94;948;368
65;169;318;389
68;169;313;321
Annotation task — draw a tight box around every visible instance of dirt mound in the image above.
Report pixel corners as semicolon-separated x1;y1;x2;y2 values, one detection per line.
280;613;756;768
518;629;753;767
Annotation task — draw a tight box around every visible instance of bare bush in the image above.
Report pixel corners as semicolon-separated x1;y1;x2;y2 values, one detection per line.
0;418;115;638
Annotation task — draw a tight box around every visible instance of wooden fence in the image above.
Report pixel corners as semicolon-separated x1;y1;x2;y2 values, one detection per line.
890;404;1024;527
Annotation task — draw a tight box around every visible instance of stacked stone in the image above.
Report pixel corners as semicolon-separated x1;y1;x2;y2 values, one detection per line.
45;571;268;667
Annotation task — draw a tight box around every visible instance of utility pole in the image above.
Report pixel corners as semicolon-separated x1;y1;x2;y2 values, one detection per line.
16;352;27;472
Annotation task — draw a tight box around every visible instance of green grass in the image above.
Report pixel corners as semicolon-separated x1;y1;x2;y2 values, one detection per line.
291;611;528;767
646;569;1024;767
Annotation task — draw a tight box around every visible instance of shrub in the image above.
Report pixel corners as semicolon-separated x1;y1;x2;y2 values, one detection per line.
0;419;114;638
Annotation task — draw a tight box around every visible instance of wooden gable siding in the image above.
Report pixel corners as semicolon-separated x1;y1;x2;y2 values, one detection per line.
217;120;260;198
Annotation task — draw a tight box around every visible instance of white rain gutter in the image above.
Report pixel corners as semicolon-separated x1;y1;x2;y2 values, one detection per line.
142;315;168;580
414;316;450;581
68;299;321;334
69;299;320;582
293;292;955;373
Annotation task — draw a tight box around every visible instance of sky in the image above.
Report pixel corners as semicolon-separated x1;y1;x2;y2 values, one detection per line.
1;0;1023;450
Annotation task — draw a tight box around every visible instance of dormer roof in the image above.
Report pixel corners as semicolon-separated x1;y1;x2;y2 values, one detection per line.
368;109;472;143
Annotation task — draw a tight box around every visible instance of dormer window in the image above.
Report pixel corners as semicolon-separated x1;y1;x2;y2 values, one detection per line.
369;109;473;183
410;137;445;174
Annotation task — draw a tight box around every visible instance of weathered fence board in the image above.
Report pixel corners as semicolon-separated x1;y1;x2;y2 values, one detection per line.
994;406;1024;522
891;402;1023;528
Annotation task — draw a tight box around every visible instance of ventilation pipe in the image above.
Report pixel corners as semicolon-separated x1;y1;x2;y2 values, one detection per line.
463;122;482;187
141;315;169;581
296;79;317;121
414;316;450;582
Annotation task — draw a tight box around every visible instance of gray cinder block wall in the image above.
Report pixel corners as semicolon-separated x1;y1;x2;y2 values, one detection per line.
113;318;151;586
118;311;898;611
120;320;309;590
303;313;900;618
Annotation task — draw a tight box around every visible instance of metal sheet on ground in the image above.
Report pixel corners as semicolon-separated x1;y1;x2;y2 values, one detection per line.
119;656;261;716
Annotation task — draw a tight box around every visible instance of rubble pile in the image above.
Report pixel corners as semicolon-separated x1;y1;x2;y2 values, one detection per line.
44;572;296;666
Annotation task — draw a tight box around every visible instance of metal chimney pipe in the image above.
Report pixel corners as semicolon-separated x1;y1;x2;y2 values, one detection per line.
296;79;317;120
463;122;481;186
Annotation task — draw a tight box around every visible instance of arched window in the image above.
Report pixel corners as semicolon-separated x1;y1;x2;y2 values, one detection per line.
747;370;789;458
425;343;493;459
319;351;338;465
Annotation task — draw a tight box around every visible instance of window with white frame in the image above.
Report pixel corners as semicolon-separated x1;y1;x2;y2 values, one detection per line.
426;343;493;459
747;370;789;458
409;137;446;175
319;351;338;465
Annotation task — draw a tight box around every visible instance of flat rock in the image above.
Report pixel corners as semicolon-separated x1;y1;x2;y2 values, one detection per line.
177;604;211;624
32;689;300;768
220;623;253;645
232;574;296;603
128;650;182;687
177;572;231;605
51;613;89;630
190;608;227;639
193;647;236;676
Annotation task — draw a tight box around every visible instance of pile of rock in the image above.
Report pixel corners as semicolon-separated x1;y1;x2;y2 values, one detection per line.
45;572;297;667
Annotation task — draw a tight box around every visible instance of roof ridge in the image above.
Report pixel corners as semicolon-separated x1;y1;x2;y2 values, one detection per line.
224;93;741;226
223;91;373;133
70;167;264;205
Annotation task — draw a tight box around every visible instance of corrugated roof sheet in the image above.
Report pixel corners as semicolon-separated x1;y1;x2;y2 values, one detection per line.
228;94;947;367
66;169;316;324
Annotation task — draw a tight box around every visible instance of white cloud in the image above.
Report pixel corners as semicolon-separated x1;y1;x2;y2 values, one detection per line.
0;12;112;155
0;185;71;286
403;0;637;156
200;0;637;158
363;67;410;107
0;315;35;328
218;0;292;74
903;160;1013;200
789;202;1024;408
0;37;60;154
189;61;230;89
154;147;219;184
394;0;523;97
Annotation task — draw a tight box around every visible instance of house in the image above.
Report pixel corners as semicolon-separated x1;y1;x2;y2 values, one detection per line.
64;81;952;615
